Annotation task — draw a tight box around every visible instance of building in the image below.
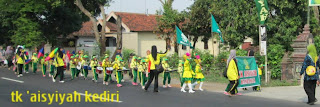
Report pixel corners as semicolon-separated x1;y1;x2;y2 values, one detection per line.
66;11;222;57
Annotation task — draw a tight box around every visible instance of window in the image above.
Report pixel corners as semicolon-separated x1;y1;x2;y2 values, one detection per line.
204;41;208;50
106;37;117;47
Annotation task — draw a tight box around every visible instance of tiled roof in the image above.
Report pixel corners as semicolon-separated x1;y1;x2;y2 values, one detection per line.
114;12;159;32
71;21;94;36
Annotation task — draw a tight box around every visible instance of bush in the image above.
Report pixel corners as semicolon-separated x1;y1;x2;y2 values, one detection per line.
236;49;247;56
167;53;179;68
192;49;214;74
123;48;135;63
267;44;285;79
314;35;320;54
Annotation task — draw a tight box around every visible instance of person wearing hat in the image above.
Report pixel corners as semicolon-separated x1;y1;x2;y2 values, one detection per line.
136;57;142;85
162;58;172;88
181;53;195;93
69;56;76;80
177;60;184;87
24;51;30;74
41;53;49;77
113;55;124;87
139;58;148;89
130;56;139;85
16;47;26;77
31;53;39;73
102;54;112;85
90;56;98;82
48;56;55;77
128;53;135;79
192;55;205;91
81;55;89;80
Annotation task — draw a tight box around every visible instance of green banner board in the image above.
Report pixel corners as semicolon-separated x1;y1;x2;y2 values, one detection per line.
236;56;261;88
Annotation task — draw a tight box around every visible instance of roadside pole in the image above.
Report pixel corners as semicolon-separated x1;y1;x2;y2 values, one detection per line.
259;25;268;84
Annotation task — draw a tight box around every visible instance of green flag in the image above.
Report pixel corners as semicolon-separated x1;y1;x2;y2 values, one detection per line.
176;26;193;49
310;0;320;6
255;0;269;25
211;14;224;43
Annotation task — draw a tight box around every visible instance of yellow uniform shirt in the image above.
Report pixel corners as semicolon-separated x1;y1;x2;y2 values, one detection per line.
55;54;65;67
227;59;239;80
145;51;168;70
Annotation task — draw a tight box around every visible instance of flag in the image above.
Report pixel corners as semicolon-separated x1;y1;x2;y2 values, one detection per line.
309;0;320;6
25;59;32;64
175;26;193;49
254;0;269;25
37;48;44;58
211;14;224;43
45;48;58;61
24;51;29;56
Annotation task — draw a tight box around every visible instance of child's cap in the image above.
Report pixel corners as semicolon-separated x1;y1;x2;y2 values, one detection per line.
186;52;191;57
196;55;200;59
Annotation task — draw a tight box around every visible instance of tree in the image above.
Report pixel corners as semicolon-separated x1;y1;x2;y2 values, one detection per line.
0;0;86;48
155;0;185;53
74;0;112;56
185;0;213;48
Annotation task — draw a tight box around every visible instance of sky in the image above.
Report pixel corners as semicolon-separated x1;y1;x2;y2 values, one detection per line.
105;0;195;14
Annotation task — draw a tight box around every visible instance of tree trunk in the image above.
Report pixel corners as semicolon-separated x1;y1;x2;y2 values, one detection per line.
112;15;122;60
192;36;198;49
99;4;107;56
75;0;101;55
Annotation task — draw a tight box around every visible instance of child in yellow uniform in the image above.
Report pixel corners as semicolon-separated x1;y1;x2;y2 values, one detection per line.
181;53;195;93
82;55;89;80
162;58;172;88
31;53;38;73
177;60;184;87
41;54;49;77
16;47;26;77
113;55;124;87
48;58;55;77
192;55;205;91
69;56;76;80
138;59;148;89
90;56;98;82
102;54;112;85
130;56;138;85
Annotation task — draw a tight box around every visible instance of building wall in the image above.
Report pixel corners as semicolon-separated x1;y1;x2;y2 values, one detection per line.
137;32;169;57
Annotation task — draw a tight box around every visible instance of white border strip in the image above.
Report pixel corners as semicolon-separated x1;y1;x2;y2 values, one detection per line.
77;92;123;103
1;77;24;83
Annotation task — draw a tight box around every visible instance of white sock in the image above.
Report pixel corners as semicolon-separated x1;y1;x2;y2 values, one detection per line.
199;82;204;89
192;82;198;87
181;83;187;90
188;83;194;91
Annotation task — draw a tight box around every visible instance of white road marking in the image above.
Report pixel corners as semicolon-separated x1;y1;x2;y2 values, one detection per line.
76;92;123;103
1;77;24;83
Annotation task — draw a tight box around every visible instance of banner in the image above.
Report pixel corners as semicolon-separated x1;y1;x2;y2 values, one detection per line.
255;0;269;25
236;56;261;88
259;25;267;55
211;14;224;43
175;26;193;49
310;0;320;6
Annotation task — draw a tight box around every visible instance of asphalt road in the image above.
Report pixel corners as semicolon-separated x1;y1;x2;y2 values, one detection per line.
0;68;311;107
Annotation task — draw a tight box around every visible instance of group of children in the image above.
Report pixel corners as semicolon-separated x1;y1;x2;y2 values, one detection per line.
11;46;206;93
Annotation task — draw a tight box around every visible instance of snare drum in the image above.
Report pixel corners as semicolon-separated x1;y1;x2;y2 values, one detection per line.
96;67;103;74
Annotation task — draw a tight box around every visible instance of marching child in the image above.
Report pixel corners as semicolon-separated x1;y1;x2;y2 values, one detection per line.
82;55;89;80
69;56;76;80
31;53;38;73
48;57;55;77
181;53;195;93
41;54;48;77
74;54;80;77
192;55;205;91
113;55;124;87
90;56;98;82
139;59;147;89
162;58;172;88
178;60;184;87
102;54;112;85
130;56;138;85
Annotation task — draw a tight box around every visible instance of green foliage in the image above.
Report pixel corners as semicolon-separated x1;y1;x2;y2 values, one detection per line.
236;49;247;56
267;44;285;79
192;49;214;73
314;36;320;54
122;48;135;63
166;53;179;68
185;0;213;47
